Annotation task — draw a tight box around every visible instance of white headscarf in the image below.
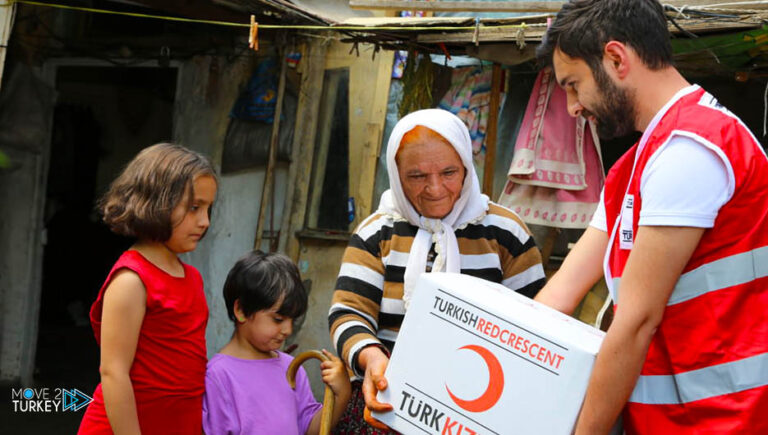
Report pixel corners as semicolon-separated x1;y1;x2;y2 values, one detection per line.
377;109;489;309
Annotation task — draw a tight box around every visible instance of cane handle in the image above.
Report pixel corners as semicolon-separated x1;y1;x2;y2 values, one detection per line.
286;350;335;435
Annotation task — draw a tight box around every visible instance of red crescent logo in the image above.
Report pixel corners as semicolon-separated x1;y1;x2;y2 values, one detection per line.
445;344;504;412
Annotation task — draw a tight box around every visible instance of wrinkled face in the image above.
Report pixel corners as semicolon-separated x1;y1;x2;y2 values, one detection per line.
396;134;466;219
553;48;636;139
166;175;217;253
236;300;293;359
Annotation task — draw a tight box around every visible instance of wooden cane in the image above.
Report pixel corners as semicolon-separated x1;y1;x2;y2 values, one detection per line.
286;350;335;435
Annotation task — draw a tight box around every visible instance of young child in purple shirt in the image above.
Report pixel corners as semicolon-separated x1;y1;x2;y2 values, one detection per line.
203;251;351;435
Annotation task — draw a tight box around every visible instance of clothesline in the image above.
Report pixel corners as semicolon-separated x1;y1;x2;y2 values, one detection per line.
1;0;537;32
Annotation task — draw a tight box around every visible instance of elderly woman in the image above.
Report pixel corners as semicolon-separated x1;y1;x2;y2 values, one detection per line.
328;109;546;433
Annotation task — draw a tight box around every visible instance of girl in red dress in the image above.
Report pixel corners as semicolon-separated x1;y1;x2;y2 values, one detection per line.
78;143;217;434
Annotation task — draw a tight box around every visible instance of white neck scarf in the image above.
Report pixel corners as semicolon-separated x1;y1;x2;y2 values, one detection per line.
377;109;489;309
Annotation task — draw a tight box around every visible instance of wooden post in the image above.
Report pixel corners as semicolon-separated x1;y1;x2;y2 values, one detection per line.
305;71;340;229
540;226;559;269
254;48;288;251
482;63;502;198
353;50;394;225
278;40;328;262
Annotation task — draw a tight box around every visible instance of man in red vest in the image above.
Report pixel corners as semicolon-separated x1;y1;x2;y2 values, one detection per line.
534;0;768;433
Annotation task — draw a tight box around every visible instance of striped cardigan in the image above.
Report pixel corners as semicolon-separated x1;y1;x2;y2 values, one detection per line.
329;202;546;376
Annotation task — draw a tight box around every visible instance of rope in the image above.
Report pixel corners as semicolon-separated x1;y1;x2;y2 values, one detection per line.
0;0;536;32
516;23;527;50
594;293;613;330
667;4;692;18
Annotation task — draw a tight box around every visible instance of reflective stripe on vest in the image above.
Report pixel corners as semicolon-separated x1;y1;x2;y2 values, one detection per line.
612;245;768;305
629;352;768;405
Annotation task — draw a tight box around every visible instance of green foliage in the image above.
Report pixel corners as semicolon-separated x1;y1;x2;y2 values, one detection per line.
672;25;768;70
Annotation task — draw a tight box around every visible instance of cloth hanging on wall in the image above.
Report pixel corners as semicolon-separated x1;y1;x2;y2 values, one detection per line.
498;68;604;229
438;66;492;169
230;57;279;123
399;52;435;118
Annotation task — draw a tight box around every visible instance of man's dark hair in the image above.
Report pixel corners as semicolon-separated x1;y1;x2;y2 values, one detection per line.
537;0;672;73
222;250;308;322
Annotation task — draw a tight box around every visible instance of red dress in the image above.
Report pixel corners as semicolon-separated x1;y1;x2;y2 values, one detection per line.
78;250;209;434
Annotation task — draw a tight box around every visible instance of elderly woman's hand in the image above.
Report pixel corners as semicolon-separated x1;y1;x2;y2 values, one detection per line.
358;346;393;428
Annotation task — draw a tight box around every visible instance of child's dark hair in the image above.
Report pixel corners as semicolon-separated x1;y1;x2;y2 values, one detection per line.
223;250;308;322
99;142;217;241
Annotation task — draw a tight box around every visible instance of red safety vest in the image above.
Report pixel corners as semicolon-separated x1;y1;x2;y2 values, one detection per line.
602;86;768;433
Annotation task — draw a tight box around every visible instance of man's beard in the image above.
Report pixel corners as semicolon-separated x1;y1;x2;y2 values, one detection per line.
587;67;637;140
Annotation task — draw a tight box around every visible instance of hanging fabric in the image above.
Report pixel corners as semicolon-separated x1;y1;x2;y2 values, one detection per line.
438;66;492;170
230;57;278;123
498;68;604;229
399;51;435;118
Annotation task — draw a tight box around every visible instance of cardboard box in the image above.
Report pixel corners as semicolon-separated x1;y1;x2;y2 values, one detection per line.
373;272;605;435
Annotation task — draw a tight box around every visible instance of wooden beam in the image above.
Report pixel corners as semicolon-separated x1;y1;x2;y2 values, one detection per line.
466;43;537;66
418;26;546;44
128;0;245;22
660;0;768;9
255;50;288;251
416;16;755;45
482;63;502;198
669;19;760;34
350;0;563;12
350;0;768;12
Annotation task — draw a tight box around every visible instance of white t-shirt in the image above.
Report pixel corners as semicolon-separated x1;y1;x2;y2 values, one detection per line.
590;134;731;232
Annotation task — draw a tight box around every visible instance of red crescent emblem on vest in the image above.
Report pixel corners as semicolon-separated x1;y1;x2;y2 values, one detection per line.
445;344;505;412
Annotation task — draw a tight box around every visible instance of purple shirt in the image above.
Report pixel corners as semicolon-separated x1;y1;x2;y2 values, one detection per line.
203;352;322;435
